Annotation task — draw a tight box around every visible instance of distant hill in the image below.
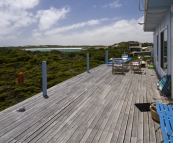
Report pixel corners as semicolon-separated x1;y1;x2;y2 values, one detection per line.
0;41;153;49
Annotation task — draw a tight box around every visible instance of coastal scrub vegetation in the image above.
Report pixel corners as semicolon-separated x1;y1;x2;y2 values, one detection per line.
0;42;152;111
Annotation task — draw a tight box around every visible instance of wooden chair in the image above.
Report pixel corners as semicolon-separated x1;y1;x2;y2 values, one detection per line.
130;60;142;73
112;59;124;74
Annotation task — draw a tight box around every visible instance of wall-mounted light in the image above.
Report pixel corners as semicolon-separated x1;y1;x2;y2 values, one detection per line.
138;22;145;25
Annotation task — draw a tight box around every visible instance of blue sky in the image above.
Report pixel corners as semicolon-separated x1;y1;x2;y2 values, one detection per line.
0;0;152;46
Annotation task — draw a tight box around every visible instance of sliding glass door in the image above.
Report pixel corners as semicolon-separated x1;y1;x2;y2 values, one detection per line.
160;29;167;73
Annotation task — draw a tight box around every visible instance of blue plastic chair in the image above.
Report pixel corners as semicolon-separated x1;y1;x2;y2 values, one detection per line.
156;102;173;143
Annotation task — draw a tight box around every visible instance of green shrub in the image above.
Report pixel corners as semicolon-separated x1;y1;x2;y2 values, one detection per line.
0;46;131;111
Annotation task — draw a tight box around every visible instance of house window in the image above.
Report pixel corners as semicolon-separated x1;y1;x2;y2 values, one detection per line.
129;43;139;46
160;29;167;72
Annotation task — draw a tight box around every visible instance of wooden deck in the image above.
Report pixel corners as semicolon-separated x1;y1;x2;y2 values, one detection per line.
0;64;171;143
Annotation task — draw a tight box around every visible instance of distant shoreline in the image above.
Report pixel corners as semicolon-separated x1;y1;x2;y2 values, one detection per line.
0;45;107;50
25;47;83;50
24;47;85;52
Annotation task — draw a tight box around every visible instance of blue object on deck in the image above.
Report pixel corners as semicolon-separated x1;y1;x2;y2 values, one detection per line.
157;74;171;96
106;57;132;65
156;102;173;143
125;57;132;62
106;62;112;65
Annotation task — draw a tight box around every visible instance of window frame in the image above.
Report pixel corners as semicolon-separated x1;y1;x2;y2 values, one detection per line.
156;34;159;63
160;26;168;72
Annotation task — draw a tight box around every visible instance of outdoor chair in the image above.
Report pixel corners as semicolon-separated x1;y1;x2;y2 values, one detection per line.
112;59;124;74
157;74;171;96
156;102;173;143
130;60;142;73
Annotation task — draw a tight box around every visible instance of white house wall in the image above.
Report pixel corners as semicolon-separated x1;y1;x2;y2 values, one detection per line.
153;10;172;78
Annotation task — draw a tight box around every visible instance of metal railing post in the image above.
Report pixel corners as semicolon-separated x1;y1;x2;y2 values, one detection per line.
86;54;89;73
42;61;48;98
105;51;108;64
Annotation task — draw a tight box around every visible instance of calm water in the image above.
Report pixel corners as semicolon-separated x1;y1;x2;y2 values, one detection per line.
24;48;85;52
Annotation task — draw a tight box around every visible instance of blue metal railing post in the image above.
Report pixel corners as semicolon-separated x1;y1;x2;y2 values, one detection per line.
86;54;89;73
42;61;47;98
105;51;108;64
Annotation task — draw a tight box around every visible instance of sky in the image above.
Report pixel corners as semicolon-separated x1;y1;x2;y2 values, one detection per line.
0;0;153;46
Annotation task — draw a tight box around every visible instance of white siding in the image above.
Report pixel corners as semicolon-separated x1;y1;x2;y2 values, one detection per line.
153;10;172;78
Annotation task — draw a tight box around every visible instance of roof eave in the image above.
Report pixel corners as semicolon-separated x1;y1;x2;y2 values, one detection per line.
143;0;173;31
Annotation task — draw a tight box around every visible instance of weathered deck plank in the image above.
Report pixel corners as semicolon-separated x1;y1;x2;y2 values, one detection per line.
0;64;169;143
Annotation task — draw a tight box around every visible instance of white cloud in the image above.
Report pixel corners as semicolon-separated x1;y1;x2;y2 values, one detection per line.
0;0;39;36
87;20;100;25
45;19;100;35
36;7;70;31
32;16;152;45
0;16;153;46
13;12;37;28
32;30;42;38
103;0;122;8
0;0;39;10
6;36;17;40
101;18;108;21
0;1;70;42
